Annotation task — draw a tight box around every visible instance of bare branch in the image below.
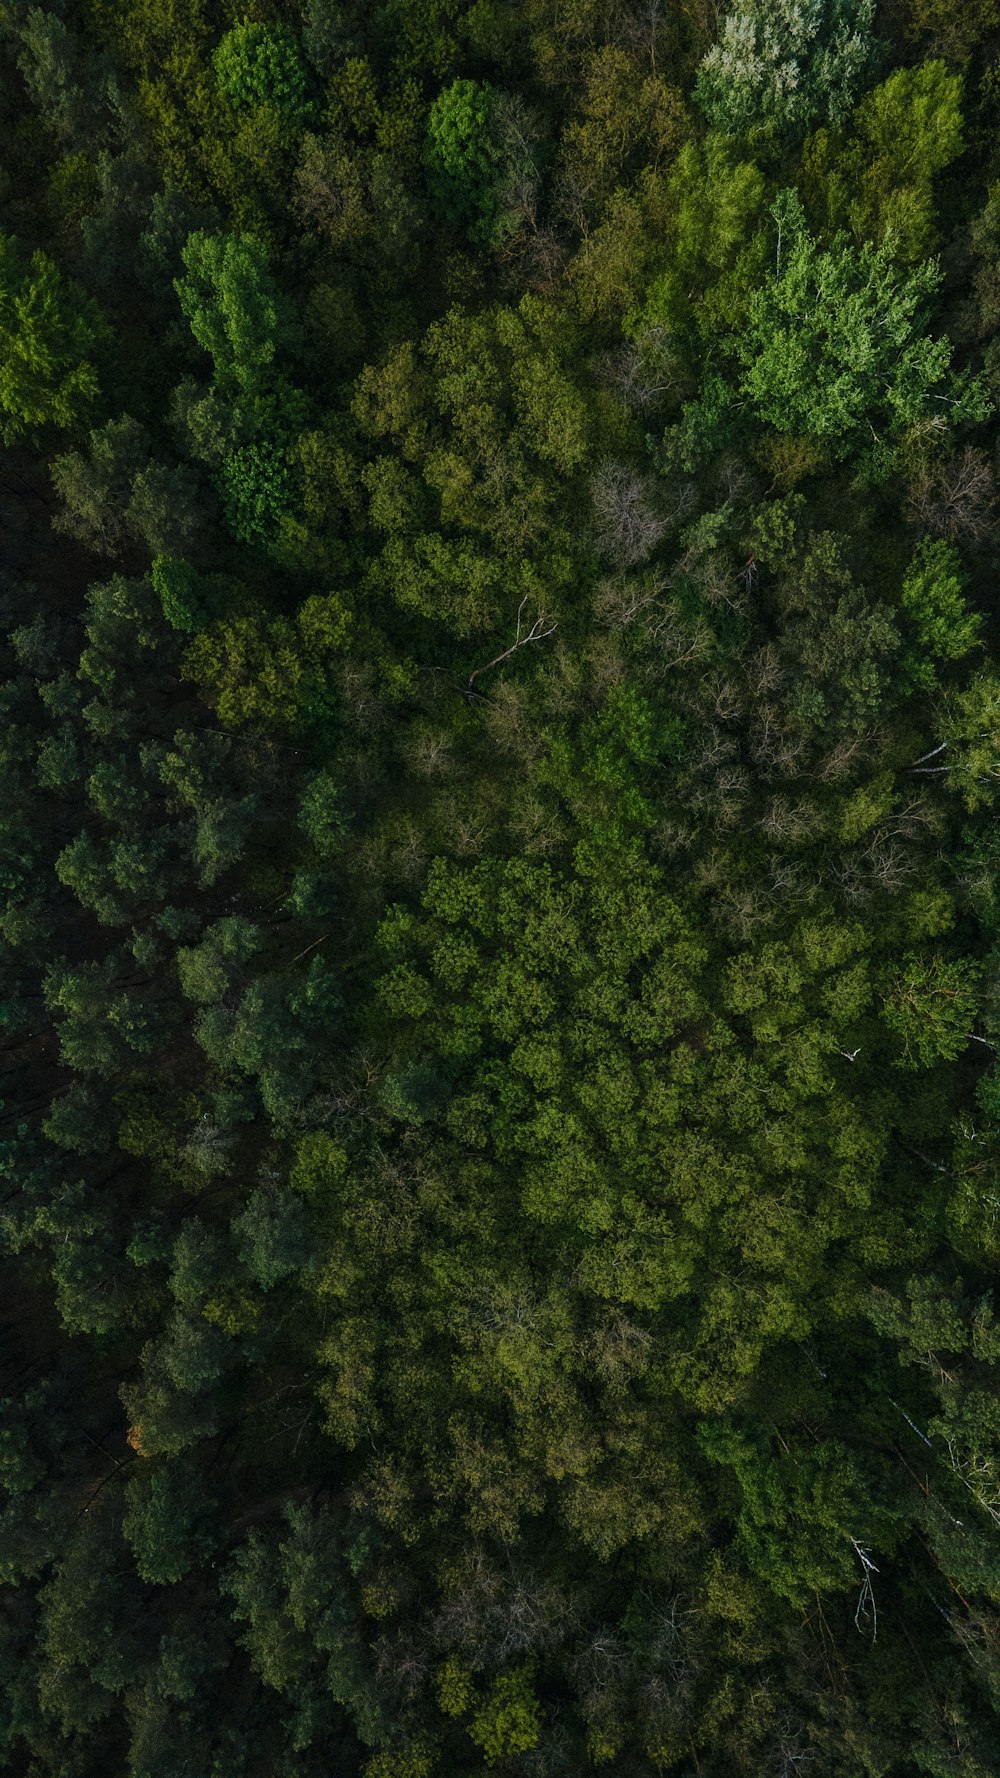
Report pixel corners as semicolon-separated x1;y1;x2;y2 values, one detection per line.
464;596;558;695
851;1540;879;1640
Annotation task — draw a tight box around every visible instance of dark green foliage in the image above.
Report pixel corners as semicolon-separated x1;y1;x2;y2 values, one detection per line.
213;22;311;127
4;4;1000;1776
424;78;536;250
151;554;208;630
53;418;204;557
426;78;503;244
123;1458;217;1582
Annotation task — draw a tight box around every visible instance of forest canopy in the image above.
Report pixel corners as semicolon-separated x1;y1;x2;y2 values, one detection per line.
3;2;1000;1776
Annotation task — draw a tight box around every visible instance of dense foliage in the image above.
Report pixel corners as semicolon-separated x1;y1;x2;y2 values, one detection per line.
3;2;1000;1775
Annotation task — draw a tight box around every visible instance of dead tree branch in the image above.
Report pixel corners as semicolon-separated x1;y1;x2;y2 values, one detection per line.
464;596;557;697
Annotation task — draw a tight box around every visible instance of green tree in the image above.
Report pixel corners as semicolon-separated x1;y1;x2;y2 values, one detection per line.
943;673;1000;809
232;1187;310;1289
900;537;980;689
219;436;291;542
177;916;261;1004
52;416;204;557
182;596;346;734
850;62;964;259
695;0;877;141
151;554;209;631
35;1500;144;1737
901;0;999;61
698;1424;898;1604
174;231;294;389
0;232;104;442
425;79;533;250
213;21;311;127
468;1664;542;1763
123;1459;217;1583
733;190;989;466
882;953;980;1066
632;135;767;340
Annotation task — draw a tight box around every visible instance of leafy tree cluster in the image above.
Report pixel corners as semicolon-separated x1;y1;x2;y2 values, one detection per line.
3;2;1000;1776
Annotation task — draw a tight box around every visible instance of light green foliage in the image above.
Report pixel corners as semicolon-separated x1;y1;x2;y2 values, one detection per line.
177;917;261;1004
943;673;1000;809
867;1280;1000;1588
557;46;687;225
174;231;290;389
802;61;965;263
734;190;989;464
184;608;303;726
881;953;980;1065
469;1665;541;1762
634;136;767;338
378;848;706;1248
0;231;104;442
900;538;980;688
851;62;963;257
373;826;909;1419
356;297;587;633
695;0;877;140
183;594;347;733
219;437;291;542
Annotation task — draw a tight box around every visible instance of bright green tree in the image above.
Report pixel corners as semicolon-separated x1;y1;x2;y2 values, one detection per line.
900;537;980;689
174;231;293;390
734;191;989;464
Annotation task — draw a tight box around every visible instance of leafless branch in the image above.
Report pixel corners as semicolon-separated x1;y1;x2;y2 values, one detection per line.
464;596;557;695
851;1540;879;1640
